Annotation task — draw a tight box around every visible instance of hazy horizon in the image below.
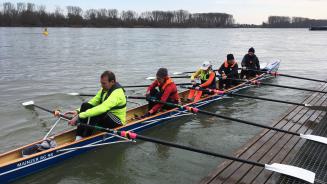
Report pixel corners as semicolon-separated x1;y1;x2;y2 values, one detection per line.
2;0;327;24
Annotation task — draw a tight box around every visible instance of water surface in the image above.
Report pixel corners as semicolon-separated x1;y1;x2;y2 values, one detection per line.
0;28;327;184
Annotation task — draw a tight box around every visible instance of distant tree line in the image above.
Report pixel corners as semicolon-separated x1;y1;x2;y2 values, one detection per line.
0;2;235;27
263;16;327;28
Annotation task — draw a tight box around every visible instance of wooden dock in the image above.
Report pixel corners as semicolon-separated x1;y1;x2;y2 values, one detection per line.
199;83;327;184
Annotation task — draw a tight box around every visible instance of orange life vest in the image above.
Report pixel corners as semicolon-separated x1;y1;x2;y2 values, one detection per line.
224;60;237;68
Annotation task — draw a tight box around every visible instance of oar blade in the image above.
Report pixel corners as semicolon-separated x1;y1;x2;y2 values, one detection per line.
265;163;315;183
300;134;327;144
173;72;185;75
67;93;93;97
67;92;80;96
22;101;34;107
146;76;156;80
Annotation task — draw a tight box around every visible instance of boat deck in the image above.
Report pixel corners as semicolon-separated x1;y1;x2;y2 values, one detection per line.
199;82;327;184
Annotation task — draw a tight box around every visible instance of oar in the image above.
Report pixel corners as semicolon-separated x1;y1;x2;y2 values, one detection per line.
228;93;327;111
181;87;327;111
253;80;327;94
22;101;55;114
230;79;327;94
173;67;255;75
21;102;316;183
125;83;192;88
69;84;190;91
66;93;144;106
80;124;315;183
67;93;94;97
245;69;327;83
146;99;327;145
22;101;71;120
175;68;326;83
173;69;222;75
66;93;149;100
146;76;190;80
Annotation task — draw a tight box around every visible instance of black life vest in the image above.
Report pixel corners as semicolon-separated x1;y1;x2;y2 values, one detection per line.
100;82;126;110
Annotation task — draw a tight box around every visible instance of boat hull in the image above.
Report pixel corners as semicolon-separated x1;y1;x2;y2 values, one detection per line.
0;61;280;183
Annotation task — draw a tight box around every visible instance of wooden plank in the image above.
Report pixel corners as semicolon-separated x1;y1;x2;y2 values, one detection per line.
200;83;327;184
221;108;316;184
265;103;327;183
199;102;306;183
201;84;327;183
248;110;323;184
231;93;327;183
209;92;323;184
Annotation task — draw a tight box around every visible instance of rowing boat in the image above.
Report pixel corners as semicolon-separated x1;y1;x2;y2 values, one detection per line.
0;61;280;183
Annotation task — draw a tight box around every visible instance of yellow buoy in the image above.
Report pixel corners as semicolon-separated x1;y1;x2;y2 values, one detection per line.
43;28;48;36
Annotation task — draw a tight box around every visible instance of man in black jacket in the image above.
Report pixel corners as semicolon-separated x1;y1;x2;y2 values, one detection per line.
218;54;239;90
240;47;260;79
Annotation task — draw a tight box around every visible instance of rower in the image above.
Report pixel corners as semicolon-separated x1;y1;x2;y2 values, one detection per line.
218;54;239;90
187;61;216;102
144;68;180;117
55;70;127;141
240;47;260;79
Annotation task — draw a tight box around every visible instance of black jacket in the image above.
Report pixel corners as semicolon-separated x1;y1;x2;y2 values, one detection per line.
218;62;239;79
241;54;260;70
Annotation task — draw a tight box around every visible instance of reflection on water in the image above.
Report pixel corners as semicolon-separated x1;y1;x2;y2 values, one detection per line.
1;28;327;184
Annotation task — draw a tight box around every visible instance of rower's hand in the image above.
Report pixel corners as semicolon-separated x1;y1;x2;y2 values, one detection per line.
64;110;78;117
145;92;151;101
191;80;196;86
54;110;61;117
68;116;78;126
222;73;227;80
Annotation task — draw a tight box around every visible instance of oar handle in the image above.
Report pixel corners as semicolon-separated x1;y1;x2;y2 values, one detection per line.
126;96;147;99
123;85;149;88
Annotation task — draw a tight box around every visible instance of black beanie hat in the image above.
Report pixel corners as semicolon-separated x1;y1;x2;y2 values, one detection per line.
156;68;168;78
227;54;234;61
248;47;255;53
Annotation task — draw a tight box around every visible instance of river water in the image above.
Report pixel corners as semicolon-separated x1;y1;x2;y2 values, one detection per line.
0;28;327;184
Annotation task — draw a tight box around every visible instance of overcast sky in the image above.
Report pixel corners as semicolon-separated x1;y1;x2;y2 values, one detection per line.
3;0;327;24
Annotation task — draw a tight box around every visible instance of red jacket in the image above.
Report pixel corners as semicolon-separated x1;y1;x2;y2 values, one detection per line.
147;78;180;113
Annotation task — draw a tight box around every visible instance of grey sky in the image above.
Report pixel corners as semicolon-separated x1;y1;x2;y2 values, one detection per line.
2;0;327;24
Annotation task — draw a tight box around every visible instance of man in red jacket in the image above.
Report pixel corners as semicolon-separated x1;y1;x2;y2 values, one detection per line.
144;68;180;117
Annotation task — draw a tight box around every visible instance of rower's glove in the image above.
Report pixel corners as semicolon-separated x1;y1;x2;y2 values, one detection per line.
192;83;200;88
242;66;247;70
145;93;152;101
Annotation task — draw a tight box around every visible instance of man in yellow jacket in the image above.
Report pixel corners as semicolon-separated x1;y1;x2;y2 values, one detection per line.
57;70;126;141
